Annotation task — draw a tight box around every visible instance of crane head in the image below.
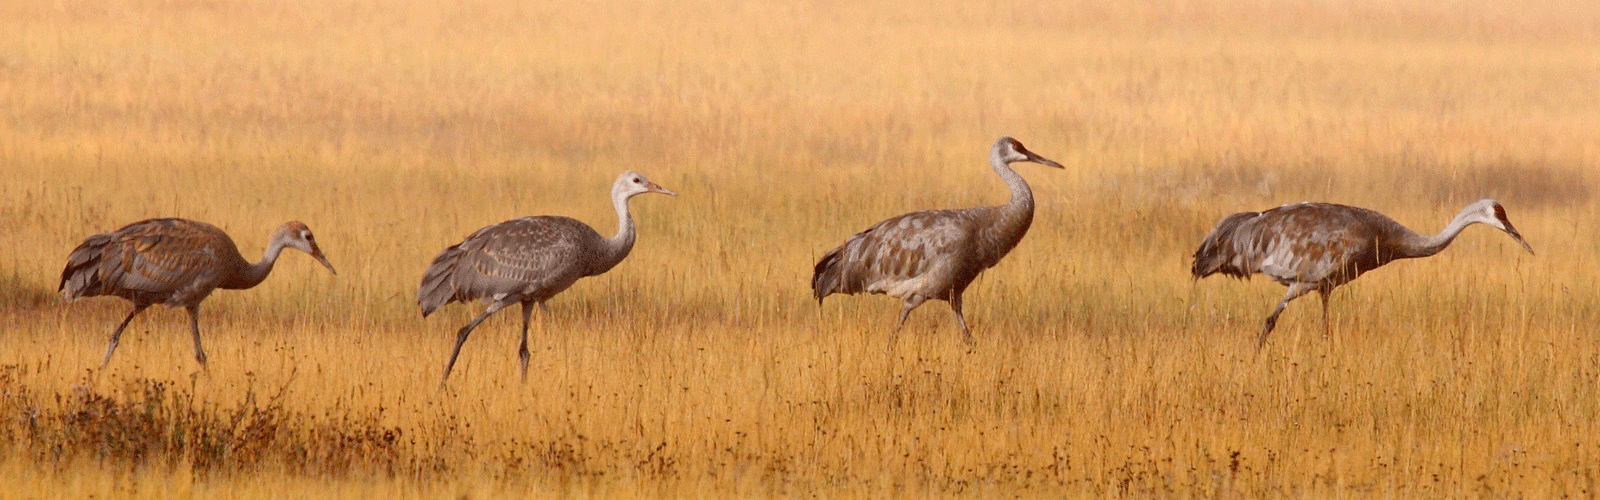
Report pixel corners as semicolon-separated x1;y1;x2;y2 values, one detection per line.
277;221;338;275
995;137;1064;169
1473;199;1534;255
615;170;678;198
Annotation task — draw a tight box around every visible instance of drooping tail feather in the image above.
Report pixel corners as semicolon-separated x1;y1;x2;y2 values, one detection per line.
811;247;846;303
417;243;469;317
1191;211;1262;280
58;233;116;301
812;240;874;304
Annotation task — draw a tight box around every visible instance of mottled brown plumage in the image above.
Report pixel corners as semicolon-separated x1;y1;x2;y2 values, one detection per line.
812;137;1063;343
419;170;675;383
59;218;336;367
1192;199;1534;348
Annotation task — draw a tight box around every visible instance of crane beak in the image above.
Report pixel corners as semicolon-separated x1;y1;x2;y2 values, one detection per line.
1503;224;1534;256
647;182;678;196
1029;153;1065;169
309;247;338;275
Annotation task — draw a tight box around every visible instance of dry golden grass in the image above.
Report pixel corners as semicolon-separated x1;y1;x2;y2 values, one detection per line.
3;0;1600;497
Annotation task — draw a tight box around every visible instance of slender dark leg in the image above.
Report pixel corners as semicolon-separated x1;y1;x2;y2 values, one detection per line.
1317;289;1332;340
102;304;151;367
895;296;927;330
186;305;208;367
518;301;536;382
890;296;928;350
441;301;509;384
949;293;973;345
1257;283;1316;350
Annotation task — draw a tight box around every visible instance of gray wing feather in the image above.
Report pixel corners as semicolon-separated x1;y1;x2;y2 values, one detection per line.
59;233;117;300
60;218;239;304
418;216;599;316
813;209;979;301
1191;211;1265;280
1193;203;1401;286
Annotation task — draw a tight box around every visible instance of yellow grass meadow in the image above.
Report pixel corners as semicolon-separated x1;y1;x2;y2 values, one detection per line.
3;0;1599;497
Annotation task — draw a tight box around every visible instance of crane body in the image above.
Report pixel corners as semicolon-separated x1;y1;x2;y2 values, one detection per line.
59;218;336;367
1192;199;1534;348
812;137;1063;343
419;170;675;383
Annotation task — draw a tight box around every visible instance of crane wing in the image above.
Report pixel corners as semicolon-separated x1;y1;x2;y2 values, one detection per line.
813;209;976;301
1253;204;1397;285
60;218;238;301
1194;203;1395;286
418;216;598;315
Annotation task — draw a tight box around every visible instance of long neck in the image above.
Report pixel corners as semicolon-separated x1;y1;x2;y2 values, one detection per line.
1400;210;1479;259
976;151;1036;258
224;238;285;289
992;148;1034;212
596;190;638;272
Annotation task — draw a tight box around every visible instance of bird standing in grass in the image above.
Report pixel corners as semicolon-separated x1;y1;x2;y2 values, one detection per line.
419;170;676;383
1191;198;1534;349
812;137;1064;343
59;218;337;368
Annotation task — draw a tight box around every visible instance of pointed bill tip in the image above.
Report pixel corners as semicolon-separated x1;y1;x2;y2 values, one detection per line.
648;183;678;197
1505;227;1535;256
311;252;338;275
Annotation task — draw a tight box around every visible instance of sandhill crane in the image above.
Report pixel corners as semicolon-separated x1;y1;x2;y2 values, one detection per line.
58;218;337;367
419;170;676;383
811;137;1063;343
1192;198;1534;348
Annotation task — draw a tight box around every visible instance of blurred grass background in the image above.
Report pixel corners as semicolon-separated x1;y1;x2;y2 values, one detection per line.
2;0;1598;497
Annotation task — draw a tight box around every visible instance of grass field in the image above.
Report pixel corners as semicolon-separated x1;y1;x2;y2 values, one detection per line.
3;0;1600;497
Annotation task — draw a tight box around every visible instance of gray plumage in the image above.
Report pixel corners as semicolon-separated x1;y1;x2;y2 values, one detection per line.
1192;198;1534;348
419;170;676;383
58;218;336;367
812;137;1063;343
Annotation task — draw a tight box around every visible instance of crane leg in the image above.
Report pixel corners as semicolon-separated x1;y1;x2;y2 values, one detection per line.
1257;283;1316;350
186;305;208;368
888;296;928;350
518;301;536;383
1317;289;1332;340
101;304;151;367
895;296;928;331
441;301;510;384
949;294;973;345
